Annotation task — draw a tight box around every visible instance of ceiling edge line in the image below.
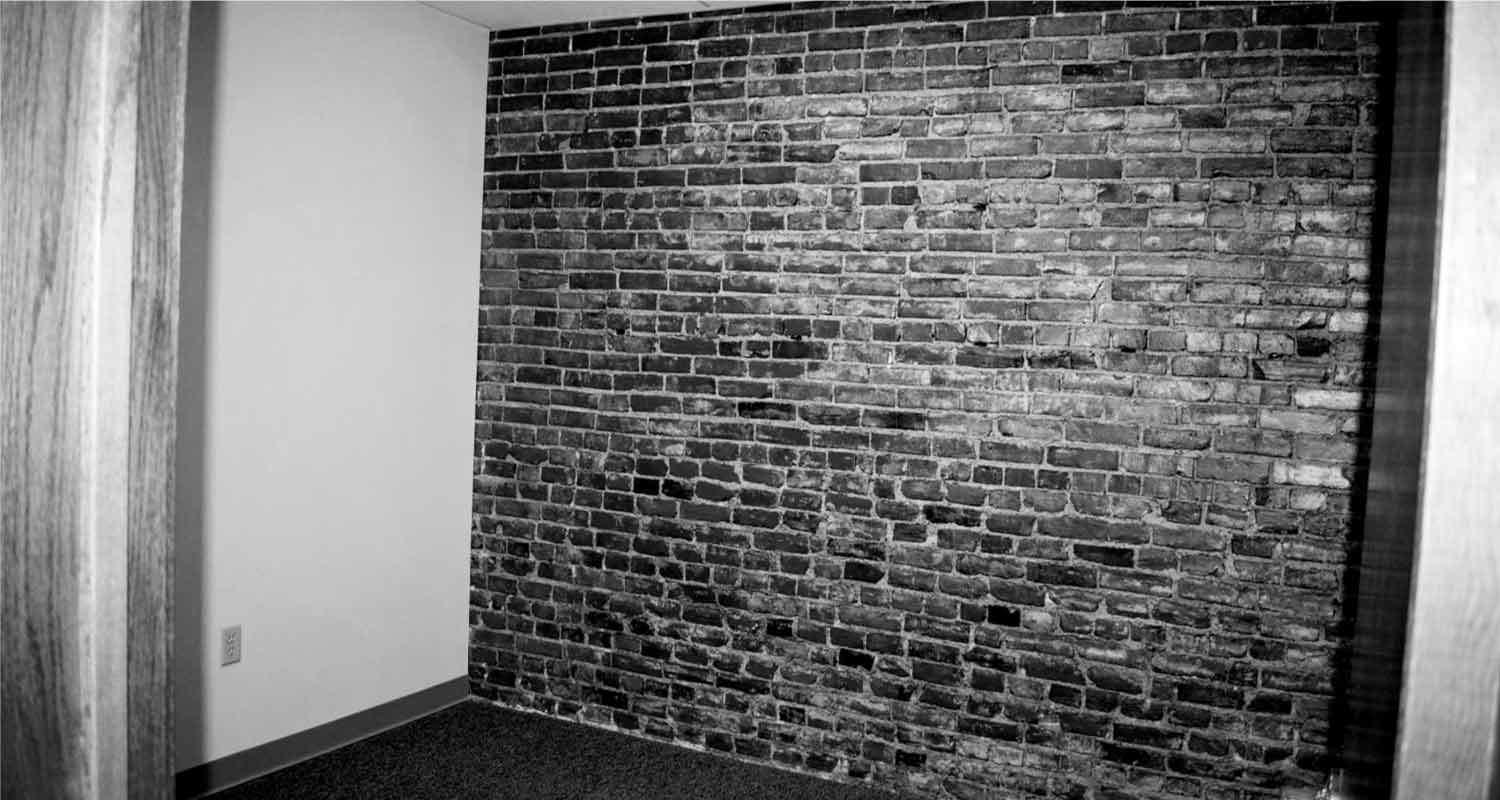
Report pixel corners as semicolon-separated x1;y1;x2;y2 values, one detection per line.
416;2;491;31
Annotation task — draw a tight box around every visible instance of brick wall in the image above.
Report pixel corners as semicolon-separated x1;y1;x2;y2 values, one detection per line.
470;3;1384;797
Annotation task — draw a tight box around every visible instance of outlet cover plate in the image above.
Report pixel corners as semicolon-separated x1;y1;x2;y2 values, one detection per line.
221;625;242;666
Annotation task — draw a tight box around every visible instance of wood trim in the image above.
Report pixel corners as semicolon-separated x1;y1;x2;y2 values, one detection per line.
1337;4;1442;798
173;677;471;799
1392;3;1500;798
128;3;190;797
1;3;189;797
3;5;101;793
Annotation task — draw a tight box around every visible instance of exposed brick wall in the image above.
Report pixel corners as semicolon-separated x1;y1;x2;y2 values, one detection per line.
470;3;1385;797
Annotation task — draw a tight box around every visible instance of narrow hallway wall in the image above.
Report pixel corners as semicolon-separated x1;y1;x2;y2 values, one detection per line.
470;3;1383;797
176;2;485;768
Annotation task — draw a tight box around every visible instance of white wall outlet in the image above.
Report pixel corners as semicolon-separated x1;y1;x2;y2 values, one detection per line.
221;625;242;666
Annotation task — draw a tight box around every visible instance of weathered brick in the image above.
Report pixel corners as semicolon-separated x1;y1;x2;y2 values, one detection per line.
1038;515;1150;544
474;4;1381;799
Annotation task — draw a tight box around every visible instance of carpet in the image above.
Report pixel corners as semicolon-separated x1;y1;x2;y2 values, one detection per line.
205;700;901;800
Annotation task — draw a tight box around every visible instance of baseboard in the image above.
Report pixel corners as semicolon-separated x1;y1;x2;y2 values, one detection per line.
174;675;470;799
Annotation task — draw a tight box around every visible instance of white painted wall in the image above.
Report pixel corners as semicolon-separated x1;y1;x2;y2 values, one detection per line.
175;1;485;768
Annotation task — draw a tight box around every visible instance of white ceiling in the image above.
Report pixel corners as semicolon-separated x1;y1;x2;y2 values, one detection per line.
421;0;785;31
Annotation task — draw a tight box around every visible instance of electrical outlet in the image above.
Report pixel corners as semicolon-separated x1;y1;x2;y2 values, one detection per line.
221;625;242;666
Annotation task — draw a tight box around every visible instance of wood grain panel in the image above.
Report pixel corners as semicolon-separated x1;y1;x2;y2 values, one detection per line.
1;3;96;786
128;4;189;797
1;3;188;797
3;6;116;795
1393;4;1500;798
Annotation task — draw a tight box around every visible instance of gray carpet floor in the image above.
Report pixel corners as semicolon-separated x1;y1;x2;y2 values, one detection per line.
205;700;900;800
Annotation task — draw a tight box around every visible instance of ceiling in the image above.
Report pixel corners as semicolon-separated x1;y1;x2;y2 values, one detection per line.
421;0;785;31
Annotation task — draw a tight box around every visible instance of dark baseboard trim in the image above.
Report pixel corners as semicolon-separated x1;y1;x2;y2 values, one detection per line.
174;675;470;799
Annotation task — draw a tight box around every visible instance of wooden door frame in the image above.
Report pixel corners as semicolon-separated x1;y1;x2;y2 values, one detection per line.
1388;3;1500;798
1342;3;1500;798
1338;3;1444;797
2;3;188;797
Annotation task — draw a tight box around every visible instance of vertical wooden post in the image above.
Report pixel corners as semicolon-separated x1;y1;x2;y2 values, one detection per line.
127;4;190;796
1339;3;1443;798
1;3;188;797
1392;3;1500;799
